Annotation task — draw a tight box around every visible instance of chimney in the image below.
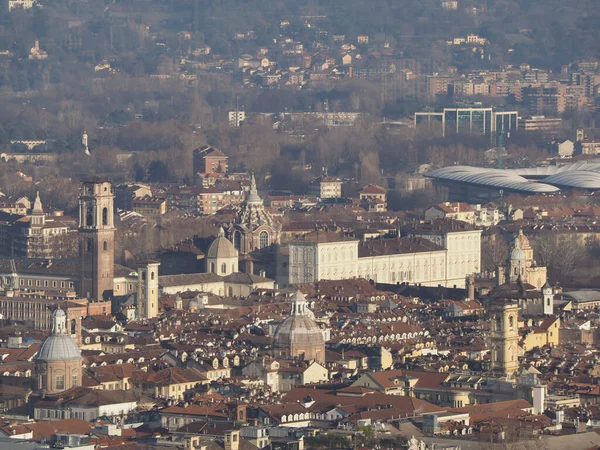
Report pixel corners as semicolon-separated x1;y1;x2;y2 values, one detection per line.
467;275;475;301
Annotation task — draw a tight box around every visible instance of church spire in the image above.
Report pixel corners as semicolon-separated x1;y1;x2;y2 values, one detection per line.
32;192;43;214
246;172;263;205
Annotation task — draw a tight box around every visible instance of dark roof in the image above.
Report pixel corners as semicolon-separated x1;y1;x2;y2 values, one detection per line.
358;237;444;257
401;219;478;234
223;273;272;284
158;273;223;287
0;258;79;276
488;279;542;299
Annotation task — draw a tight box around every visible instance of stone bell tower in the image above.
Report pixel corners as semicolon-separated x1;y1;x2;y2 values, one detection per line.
79;179;115;302
489;299;520;376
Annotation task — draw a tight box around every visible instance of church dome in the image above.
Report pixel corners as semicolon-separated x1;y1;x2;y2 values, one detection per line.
207;228;237;259
36;308;81;362
36;335;82;361
273;291;324;354
510;246;526;261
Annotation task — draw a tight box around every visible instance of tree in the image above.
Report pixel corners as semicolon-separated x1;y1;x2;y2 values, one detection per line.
147;160;175;183
482;234;509;274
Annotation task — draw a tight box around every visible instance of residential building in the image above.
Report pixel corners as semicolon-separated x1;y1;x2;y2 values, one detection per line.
165;186;228;215
228;110;245;128
577;139;600;155
8;0;35;10
308;176;342;199
131;367;208;400
424;202;475;224
519;116;563;134
192;145;229;175
132;196;166;217
359;184;387;212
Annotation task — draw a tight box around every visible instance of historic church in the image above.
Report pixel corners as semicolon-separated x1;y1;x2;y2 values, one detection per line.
226;174;281;277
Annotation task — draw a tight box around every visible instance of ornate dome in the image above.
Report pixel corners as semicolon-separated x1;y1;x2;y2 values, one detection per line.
273;291;324;358
36;308;81;362
235;174;277;231
207;228;237;259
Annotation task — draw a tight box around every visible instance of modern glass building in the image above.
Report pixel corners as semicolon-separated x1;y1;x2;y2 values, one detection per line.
415;107;518;137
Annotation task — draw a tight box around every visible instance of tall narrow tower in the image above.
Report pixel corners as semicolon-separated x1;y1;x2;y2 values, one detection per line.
137;260;160;320
79;179;115;302
489;300;520;376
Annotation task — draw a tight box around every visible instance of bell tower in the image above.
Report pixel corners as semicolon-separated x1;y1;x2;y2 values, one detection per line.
79;179;115;302
489;300;520;376
137;260;160;320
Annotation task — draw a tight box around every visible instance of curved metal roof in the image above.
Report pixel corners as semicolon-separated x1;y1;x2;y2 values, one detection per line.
426;166;560;194
543;171;600;189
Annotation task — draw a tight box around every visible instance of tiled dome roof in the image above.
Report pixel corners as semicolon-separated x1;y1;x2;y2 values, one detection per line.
207;228;237;259
35;307;81;361
273;291;324;350
36;334;81;361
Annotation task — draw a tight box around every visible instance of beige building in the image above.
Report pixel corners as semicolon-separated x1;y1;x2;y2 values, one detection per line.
308;176;342;199
283;225;481;288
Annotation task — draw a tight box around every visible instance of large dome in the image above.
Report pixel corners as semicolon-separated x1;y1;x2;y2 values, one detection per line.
207;228;237;259
36;334;81;361
510;246;526;261
273;315;324;349
272;291;325;362
36;307;81;361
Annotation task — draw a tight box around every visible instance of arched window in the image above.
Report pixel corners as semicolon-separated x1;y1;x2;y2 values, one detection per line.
221;263;227;274
86;207;93;227
228;287;233;297
259;231;269;249
102;207;108;226
71;319;76;335
210;263;215;273
103;241;108;251
151;272;155;281
509;315;514;330
495;316;501;332
233;231;242;250
141;272;146;281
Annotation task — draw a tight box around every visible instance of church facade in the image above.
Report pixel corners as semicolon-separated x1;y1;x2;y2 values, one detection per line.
227;174;281;276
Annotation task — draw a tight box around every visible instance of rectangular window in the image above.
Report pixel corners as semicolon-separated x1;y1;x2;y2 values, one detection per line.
56;375;65;390
72;375;78;386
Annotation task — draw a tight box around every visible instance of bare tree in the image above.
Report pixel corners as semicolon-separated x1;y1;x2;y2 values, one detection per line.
482;234;509;274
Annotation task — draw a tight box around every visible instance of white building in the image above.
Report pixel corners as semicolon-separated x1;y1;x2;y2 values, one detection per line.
9;0;35;10
282;223;481;288
308;176;342;199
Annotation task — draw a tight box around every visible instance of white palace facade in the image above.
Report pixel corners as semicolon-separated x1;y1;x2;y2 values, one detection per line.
280;222;481;288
